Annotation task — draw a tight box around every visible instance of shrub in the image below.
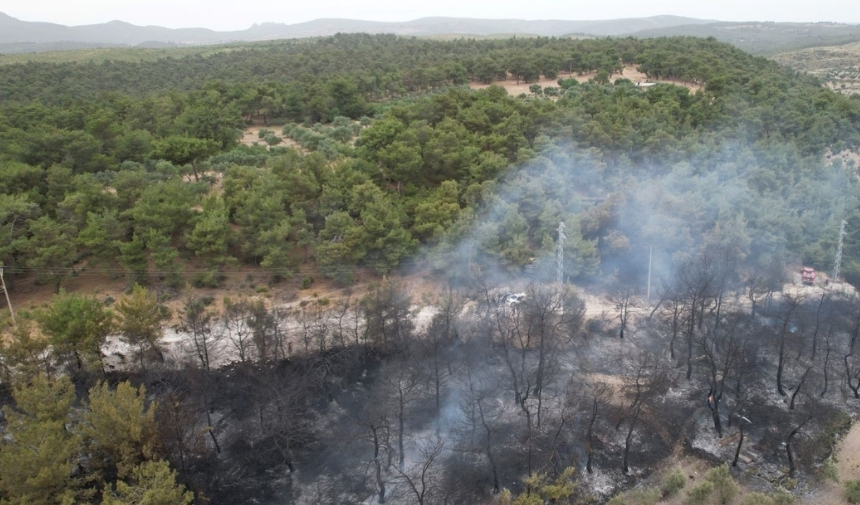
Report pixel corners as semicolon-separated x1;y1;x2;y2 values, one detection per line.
820;456;840;483
685;481;714;505
606;487;660;505
705;464;738;505
628;487;660;505
301;276;314;289
771;488;795;505
558;77;579;89
332;116;352;127
330;126;354;143
257;128;274;139
663;468;687;497
606;495;628;505
191;270;223;288
846;480;860;504
744;492;774;505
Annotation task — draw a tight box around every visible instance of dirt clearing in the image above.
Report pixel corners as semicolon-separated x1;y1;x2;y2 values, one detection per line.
239;125;302;150
799;421;860;505
469;66;702;95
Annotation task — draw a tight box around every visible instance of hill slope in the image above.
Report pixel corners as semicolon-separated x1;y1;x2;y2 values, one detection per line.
628;21;860;55
0;12;710;49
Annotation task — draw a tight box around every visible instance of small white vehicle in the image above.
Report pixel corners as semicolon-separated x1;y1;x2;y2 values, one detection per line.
504;293;526;306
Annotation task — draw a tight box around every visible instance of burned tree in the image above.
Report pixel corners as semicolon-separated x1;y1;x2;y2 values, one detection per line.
622;400;642;475
379;359;424;471
745;261;784;319
154;382;213;483
675;256;717;380
789;365;812;410
294;302;331;355
361;278;415;352
808;292;831;360
731;415;751;467
785;415;814;478
460;361;503;495
247;300;278;362
657;283;687;360
520;282;568;428
563;376;613;475
845;352;860;399
332;292;354;349
820;327;835;397
616;353;667;474
610;284;634;339
252;363;315;474
392;438;445;505
222;298;253;363
422;286;463;423
697;313;748;438
179;295;222;372
773;294;804;396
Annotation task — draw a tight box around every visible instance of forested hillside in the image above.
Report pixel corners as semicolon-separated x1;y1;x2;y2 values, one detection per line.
3;33;860;505
2;34;860;292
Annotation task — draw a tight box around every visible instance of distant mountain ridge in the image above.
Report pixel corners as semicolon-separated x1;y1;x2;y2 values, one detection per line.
628;21;860;55
0;12;711;48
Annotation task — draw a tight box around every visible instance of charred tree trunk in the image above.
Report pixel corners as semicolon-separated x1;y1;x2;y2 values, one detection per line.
586;396;598;474
786;416;813;478
201;390;221;454
707;388;723;438
372;425;386;504
811;293;826;360
732;419;747;467
686;310;695;380
669;302;681;360
479;412;499;494
470;384;500;495
821;343;831;397
398;410;405;471
434;354;442;436
789;366;811;410
617;289;631;339
777;331;788;396
622;402;642;474
845;353;860;399
518;396;534;476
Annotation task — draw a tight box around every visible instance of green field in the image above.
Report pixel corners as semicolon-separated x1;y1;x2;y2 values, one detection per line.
773;41;860;94
0;42;269;65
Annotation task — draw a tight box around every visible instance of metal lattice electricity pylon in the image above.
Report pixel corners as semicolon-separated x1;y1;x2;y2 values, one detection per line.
833;220;848;283
557;222;566;290
0;264;15;327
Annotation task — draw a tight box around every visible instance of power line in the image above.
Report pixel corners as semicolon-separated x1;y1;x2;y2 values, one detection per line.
556;221;566;291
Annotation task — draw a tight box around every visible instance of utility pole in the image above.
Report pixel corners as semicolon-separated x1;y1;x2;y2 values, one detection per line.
0;264;15;327
556;222;566;291
833;220;847;283
647;245;653;304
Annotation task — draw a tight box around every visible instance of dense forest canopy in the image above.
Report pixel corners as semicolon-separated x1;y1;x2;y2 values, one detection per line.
4;32;860;505
2;34;860;290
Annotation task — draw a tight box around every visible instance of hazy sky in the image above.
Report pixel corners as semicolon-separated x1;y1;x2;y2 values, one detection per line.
5;0;859;31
